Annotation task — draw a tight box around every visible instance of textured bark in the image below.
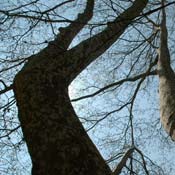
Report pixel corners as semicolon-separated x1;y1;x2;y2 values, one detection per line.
13;0;148;174
158;0;175;140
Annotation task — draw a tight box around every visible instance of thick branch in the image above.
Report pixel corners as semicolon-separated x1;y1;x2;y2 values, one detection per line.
67;0;148;80
55;0;95;50
112;147;135;175
158;0;171;66
158;0;175;141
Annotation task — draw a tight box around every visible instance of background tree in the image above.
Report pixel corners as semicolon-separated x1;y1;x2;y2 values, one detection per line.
158;0;175;140
0;0;175;174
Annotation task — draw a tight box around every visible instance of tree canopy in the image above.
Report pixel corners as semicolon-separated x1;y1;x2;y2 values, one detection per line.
0;0;175;174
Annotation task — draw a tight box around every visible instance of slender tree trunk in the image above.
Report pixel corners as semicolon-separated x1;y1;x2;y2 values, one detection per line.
158;0;175;140
13;0;148;174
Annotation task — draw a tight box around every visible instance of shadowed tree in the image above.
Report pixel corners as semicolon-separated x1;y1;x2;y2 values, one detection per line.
158;0;175;140
13;0;148;174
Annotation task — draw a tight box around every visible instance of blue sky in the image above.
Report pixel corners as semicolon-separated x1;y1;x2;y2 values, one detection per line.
1;0;175;174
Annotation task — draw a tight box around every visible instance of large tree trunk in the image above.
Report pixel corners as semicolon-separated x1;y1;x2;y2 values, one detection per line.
13;0;148;174
158;0;175;140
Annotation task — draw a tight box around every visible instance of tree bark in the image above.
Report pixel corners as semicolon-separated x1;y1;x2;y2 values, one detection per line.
158;0;175;140
13;0;148;174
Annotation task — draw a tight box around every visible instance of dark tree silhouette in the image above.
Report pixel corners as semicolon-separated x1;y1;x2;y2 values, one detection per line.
13;0;148;174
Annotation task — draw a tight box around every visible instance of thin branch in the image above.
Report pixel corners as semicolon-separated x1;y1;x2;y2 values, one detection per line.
135;147;149;175
42;0;75;14
71;70;157;102
112;146;135;175
0;126;20;139
0;80;7;88
0;10;71;23
7;0;39;12
0;84;14;95
142;1;175;17
86;102;131;132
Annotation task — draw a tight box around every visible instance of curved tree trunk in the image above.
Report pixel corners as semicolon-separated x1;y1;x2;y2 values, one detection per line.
13;0;148;174
158;0;175;140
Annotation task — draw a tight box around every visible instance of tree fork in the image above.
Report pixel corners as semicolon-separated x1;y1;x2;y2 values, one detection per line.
13;0;148;174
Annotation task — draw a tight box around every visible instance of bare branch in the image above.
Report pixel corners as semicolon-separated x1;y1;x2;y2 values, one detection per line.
0;126;20;139
71;70;157;102
142;1;175;17
0;84;14;95
55;0;95;50
135;147;149;175
67;0;148;80
112;147;135;175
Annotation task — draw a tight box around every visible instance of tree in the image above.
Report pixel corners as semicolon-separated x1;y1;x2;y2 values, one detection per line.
1;0;175;174
158;0;175;140
13;0;148;174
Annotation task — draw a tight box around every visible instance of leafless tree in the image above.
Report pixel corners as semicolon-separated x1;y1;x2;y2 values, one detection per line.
0;0;175;174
